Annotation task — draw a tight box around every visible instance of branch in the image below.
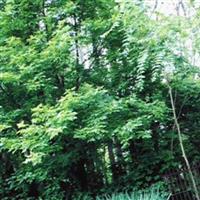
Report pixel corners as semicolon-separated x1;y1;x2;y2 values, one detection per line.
168;83;200;200
152;0;158;13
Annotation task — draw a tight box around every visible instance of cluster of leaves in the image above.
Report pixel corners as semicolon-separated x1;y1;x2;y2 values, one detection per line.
1;0;200;199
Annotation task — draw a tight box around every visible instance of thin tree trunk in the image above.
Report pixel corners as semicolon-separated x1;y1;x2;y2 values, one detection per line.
107;141;118;182
73;14;81;91
86;143;104;191
102;146;109;186
41;0;48;37
93;148;106;187
76;157;88;191
114;138;126;176
151;122;159;152
168;85;200;200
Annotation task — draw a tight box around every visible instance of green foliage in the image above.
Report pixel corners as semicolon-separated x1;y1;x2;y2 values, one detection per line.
1;0;200;199
96;185;169;200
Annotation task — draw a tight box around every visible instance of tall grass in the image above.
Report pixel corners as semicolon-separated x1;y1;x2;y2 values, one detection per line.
96;186;169;200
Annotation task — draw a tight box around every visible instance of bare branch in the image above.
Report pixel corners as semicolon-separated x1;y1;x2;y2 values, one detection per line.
168;84;200;200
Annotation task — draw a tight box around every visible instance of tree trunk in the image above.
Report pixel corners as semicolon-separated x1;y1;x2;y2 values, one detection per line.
76;157;88;191
151;122;160;152
114;138;126;176
107;141;118;183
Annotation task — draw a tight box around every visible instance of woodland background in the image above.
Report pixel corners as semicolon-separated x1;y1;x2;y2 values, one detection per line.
1;0;200;199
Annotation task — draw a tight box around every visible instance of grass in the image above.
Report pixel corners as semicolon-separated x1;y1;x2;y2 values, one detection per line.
73;185;170;200
96;186;169;200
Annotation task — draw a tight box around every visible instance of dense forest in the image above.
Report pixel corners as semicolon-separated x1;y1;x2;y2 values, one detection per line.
1;0;200;199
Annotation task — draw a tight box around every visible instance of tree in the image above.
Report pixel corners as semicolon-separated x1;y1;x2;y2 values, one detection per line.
1;0;200;199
